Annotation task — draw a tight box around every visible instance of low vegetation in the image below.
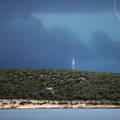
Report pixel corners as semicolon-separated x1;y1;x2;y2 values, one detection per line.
0;69;120;101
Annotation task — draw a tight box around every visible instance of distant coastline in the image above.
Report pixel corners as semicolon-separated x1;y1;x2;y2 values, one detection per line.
0;99;120;109
0;69;120;109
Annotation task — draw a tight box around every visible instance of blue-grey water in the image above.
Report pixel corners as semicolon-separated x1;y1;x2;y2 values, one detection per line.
0;109;120;120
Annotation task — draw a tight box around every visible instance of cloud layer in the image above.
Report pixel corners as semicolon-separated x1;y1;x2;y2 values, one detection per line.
0;15;89;68
0;0;120;72
0;13;120;72
0;0;114;15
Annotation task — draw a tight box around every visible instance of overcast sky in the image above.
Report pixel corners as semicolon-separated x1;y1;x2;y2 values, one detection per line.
0;0;120;72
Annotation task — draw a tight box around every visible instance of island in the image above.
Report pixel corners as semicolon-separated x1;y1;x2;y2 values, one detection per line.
0;69;120;109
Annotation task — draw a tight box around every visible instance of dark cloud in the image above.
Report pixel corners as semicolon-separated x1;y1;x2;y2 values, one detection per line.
0;15;89;68
91;30;120;72
0;13;120;71
0;0;114;16
0;0;120;72
92;30;120;61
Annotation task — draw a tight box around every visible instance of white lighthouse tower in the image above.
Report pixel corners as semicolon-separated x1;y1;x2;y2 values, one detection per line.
72;58;75;71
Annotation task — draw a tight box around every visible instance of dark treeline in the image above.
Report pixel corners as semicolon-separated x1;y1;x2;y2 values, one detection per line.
0;69;120;101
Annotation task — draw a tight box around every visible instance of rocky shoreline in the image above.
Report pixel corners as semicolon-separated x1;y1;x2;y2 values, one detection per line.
0;99;120;109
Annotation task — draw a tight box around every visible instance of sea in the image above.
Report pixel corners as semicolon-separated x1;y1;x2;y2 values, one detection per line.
0;109;120;120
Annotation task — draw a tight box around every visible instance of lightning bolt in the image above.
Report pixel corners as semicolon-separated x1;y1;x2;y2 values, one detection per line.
113;0;120;21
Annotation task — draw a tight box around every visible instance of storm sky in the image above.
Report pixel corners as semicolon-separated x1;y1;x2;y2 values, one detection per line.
0;0;120;72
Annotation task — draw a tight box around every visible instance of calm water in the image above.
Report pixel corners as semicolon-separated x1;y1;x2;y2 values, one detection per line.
0;109;120;120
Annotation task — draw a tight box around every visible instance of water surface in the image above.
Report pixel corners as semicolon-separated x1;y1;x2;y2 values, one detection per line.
0;109;120;120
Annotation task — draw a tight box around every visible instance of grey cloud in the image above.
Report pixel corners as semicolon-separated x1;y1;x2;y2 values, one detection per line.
92;30;120;61
0;14;120;72
0;15;89;68
90;30;120;72
0;0;114;16
0;0;120;72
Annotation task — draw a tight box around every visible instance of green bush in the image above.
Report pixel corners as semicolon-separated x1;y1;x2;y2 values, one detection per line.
0;69;120;101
